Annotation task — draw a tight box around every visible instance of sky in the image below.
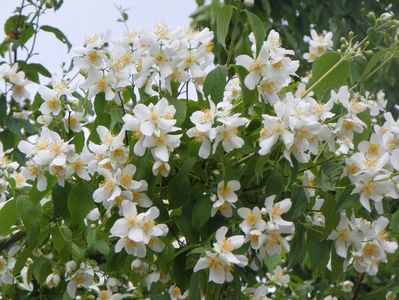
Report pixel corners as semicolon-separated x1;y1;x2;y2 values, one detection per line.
0;0;197;74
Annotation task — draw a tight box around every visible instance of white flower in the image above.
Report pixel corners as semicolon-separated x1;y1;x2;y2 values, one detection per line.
168;285;189;300
238;207;267;234
236;44;269;90
341;280;354;293
66;268;94;298
93;169;121;204
372;216;398;253
304;30;333;62
134;98;177;136
213;226;246;265
193;251;233;284
186;127;216;159
39;86;62;116
145;131;182;162
64;112;84;133
264;195;294;231
117;164;141;191
190;101;216;132
213;117;248;153
46;273;61;288
266;265;290;287
80;69;115;100
152;160;170;177
328;213;352;258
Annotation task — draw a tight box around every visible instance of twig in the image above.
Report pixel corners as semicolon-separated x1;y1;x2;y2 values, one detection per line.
225;1;241;69
0;230;26;252
13;0;26;63
118;91;129;146
352;272;366;300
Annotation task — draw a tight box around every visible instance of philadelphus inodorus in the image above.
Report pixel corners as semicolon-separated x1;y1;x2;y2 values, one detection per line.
0;10;397;299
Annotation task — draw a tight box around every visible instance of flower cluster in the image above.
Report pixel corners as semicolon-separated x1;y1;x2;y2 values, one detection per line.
122;97;182;176
236;30;299;104
0;12;398;298
344;111;399;213
187;101;248;159
195;194;294;285
258;85;387;165
329;213;397;275
17;127;78;190
110;200;169;257
74;25;214;100
303;29;333;62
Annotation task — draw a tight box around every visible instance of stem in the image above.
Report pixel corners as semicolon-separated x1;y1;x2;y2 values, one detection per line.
118;91;129;146
302;55;348;97
225;1;241;69
234;152;255;166
298;156;338;174
297;220;323;234
352;273;366;300
0;230;26;252
350;47;399;91
13;0;26;63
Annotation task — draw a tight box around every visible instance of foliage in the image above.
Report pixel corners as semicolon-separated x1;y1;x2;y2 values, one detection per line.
191;0;399;113
0;1;399;299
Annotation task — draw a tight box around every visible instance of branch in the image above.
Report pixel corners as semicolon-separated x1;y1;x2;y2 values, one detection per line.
0;230;26;253
352;272;366;300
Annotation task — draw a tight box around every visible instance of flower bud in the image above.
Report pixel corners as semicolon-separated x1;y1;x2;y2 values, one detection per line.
367;12;376;21
380;12;393;21
46;273;60;288
244;0;254;6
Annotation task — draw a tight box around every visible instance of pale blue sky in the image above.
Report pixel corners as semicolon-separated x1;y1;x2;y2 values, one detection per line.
0;0;196;73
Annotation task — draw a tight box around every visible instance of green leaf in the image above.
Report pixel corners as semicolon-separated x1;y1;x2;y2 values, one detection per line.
203;66;227;103
67;181;95;226
13;247;31;276
31;256;52;283
18;24;34;46
51;224;72;259
167;158;197;209
92;240;110;255
361;49;387;78
0;129;16;150
52;183;71;220
321;192;339;238
235;65;259;108
188;271;205;300
0;94;7;121
30;173;56;204
216;5;234;49
4;15;27;35
16;195;41;247
175;215;198;243
307;51;350;100
40;25;72;50
72;131;85;153
289;185;308;219
0;198;18;235
244;10;266;55
265;174;284;197
169;99;187;126
330;250;344;282
192;197;212;230
391;211;399;234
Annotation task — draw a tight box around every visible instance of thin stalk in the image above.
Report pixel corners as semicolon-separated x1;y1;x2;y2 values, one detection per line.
13;0;26;63
118;91;129;146
352;273;366;300
225;1;241;69
302;55;348;97
350;47;399;91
